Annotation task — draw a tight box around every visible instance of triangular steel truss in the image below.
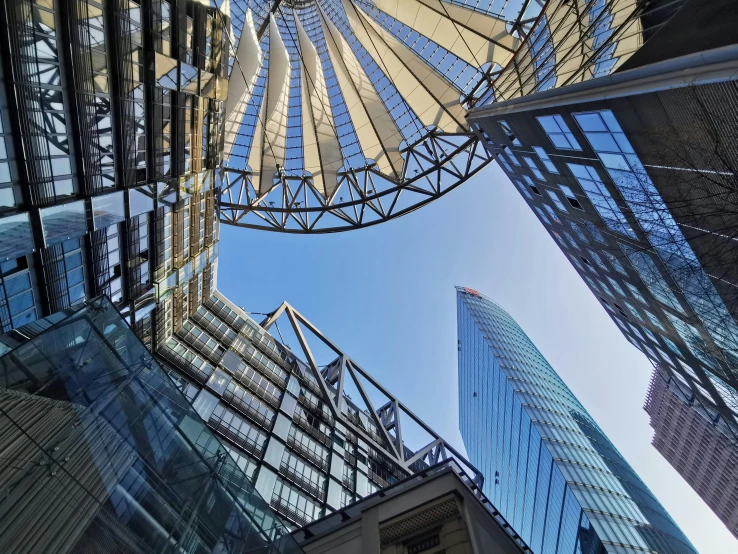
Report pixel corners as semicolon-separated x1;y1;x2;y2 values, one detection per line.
219;131;493;233
261;301;484;489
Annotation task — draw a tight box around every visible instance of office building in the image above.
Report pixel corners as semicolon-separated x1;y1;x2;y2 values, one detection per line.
0;0;731;548
466;0;738;442
160;296;485;529
0;293;487;548
645;365;738;539
457;286;696;554
0;0;229;346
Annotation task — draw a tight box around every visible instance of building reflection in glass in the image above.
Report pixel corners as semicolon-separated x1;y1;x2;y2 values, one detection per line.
0;296;302;554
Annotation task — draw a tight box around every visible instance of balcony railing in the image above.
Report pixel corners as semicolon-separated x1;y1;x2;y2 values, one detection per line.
286;436;329;472
233;369;281;408
367;469;389;490
223;389;273;430
204;298;246;331
253;333;292;369
269;497;313;528
176;328;224;365
158;347;210;385
208;419;264;459
279;462;325;501
293;414;333;447
297;393;334;425
298;374;322;397
243;347;288;388
191;310;237;345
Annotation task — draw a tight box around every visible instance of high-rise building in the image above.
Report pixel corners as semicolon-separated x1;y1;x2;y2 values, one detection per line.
0;294;491;550
457;286;696;554
466;0;738;447
159;296;486;529
644;365;738;540
0;0;229;346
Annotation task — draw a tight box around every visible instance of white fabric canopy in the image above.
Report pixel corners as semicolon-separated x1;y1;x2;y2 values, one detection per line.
222;0;646;197
295;16;343;197
342;0;466;133
319;8;404;177
251;15;290;195
225;0;505;193
373;0;518;68
223;9;261;161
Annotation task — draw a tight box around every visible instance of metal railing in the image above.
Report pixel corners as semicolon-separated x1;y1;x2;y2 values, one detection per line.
279;462;325;501
270;496;313;528
208;419;264;459
223;388;274;430
286;435;329;472
293;413;333;447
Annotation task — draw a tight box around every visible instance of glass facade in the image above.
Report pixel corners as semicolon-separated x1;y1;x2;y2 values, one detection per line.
473;91;738;450
151;290;481;532
0;0;730;544
0;296;300;553
0;0;228;344
574;110;738;369
0;5;501;511
457;287;697;554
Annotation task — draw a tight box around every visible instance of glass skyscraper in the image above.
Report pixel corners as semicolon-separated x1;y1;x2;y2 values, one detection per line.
464;0;738;533
465;3;738;524
457;286;696;554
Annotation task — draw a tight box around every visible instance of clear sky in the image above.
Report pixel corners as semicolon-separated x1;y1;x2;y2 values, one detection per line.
218;162;733;552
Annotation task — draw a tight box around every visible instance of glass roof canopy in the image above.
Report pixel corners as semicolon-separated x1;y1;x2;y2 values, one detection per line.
218;0;540;232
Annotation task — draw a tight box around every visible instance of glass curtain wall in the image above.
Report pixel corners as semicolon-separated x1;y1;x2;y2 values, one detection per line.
0;296;301;554
457;287;697;554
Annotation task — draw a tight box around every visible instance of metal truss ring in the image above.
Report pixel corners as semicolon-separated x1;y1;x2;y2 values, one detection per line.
219;131;493;233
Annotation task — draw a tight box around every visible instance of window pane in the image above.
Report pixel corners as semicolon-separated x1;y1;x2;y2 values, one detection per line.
8;291;34;314
67;267;84;286
92;191;125;229
40;201;87;246
4;273;30;297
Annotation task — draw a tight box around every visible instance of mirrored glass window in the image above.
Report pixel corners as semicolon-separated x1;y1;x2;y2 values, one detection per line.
40;201;87;246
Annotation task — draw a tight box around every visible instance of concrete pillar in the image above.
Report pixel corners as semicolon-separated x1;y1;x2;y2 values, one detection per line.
441;518;470;554
361;506;380;554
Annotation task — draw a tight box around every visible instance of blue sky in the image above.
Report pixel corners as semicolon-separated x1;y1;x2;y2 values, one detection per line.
218;162;733;552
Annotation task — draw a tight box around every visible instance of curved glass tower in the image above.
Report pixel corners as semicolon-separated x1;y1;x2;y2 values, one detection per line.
457;287;696;554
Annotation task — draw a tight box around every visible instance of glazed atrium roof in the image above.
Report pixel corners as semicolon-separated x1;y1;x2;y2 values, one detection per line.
218;0;646;232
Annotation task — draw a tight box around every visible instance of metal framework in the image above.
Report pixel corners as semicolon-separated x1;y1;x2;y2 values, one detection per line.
261;301;485;488
217;0;539;233
470;0;683;106
217;0;665;232
220;130;491;232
